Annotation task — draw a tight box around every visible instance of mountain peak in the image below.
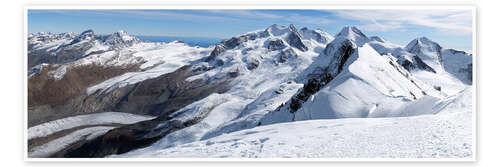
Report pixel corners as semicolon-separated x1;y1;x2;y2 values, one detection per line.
265;24;289;36
104;30;140;47
405;36;442;54
337;26;367;38
329;26;369;48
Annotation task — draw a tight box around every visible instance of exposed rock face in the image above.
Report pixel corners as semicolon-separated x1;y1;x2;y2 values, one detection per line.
287;24;308;52
288;41;354;113
441;48;473;84
399;55;437;73
28;64;142;127
412;55;437;73
246;57;260;70
289;72;334;112
279;48;298;63
267;39;286;51
28;63;232;127
324;40;356;75
464;63;473;81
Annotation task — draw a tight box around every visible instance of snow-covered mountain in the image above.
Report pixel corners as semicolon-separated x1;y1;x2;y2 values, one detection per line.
27;29;140;69
367;35;472;95
27;25;473;159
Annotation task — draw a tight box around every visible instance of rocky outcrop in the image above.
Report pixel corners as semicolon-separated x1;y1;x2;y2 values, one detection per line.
246;57;260;70
267;39;286;51
287;24;308;52
279;48;297;63
288;41;354;113
413;55;437;73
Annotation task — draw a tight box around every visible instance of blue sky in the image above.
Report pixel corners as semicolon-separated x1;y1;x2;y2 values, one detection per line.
28;9;473;51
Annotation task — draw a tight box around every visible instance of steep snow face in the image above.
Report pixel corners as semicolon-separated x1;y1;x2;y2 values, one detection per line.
258;26;443;123
262;42;440;123
295;44;430;119
114;88;472;158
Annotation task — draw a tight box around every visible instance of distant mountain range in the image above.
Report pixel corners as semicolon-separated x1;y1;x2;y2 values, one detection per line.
136;35;221;47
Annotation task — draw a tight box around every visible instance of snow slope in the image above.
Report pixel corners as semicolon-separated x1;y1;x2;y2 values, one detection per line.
114;88;472;158
367;36;472;95
295;44;443;120
83;41;212;94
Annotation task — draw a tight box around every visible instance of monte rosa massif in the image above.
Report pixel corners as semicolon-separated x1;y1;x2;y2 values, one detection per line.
27;24;473;158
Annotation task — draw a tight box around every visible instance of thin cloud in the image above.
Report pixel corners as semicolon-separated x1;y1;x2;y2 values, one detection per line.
285;14;335;25
33;10;241;22
207;10;335;26
358;20;403;32
330;10;472;35
206;10;283;19
31;10;337;27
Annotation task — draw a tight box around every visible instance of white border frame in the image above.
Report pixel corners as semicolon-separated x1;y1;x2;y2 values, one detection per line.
24;5;477;162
